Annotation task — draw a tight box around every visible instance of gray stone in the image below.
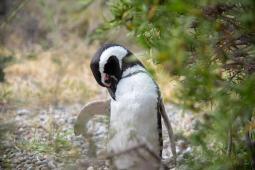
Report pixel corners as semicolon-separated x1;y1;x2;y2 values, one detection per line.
17;157;26;163
27;166;35;170
47;160;56;169
40;159;49;164
8;153;15;158
15;152;22;157
35;161;44;166
40;167;50;170
87;166;94;170
28;155;34;160
37;164;47;169
24;163;33;169
16;163;24;169
13;158;21;164
31;158;37;163
25;160;32;164
17;109;31;116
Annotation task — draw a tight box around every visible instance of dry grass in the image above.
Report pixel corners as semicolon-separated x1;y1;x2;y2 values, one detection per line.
1;39;104;107
1;47;180;107
142;58;180;104
0;0;181;111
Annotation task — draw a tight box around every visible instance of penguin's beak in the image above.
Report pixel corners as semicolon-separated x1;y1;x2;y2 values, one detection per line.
103;74;111;87
103;74;118;88
104;74;118;100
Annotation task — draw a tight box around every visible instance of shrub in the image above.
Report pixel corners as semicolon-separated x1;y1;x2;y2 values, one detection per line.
94;0;255;169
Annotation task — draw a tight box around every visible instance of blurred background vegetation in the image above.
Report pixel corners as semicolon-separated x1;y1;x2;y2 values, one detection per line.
0;0;174;106
97;0;255;169
0;0;254;169
0;0;105;106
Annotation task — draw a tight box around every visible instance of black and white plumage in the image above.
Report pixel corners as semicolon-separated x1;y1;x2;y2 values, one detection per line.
90;44;176;169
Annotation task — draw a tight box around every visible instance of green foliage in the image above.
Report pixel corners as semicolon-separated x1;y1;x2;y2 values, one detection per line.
18;128;78;161
96;0;255;169
0;84;12;102
0;55;14;82
0;55;14;102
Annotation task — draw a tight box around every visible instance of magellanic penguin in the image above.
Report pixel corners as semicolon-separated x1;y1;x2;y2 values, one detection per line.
90;44;176;169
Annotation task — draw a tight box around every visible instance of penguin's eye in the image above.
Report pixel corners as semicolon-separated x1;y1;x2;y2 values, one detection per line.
104;55;120;76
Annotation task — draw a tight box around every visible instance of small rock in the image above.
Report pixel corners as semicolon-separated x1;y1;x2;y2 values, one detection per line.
25;160;32;164
37;156;45;161
47;160;56;169
31;159;37;163
8;153;15;158
69;117;76;124
24;163;33;169
87;166;94;170
41;159;49;164
27;166;35;170
15;152;22;157
38;164;48;170
17;157;26;163
41;167;50;170
28;155;35;161
16;163;24;169
73;140;83;147
17;109;31;116
13;158;21;164
35;161;44;166
40;116;45;122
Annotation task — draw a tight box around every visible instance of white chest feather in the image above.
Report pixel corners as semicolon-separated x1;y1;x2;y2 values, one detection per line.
108;66;160;169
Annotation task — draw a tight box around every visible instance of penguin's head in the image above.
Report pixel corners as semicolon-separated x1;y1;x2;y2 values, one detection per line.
90;43;142;100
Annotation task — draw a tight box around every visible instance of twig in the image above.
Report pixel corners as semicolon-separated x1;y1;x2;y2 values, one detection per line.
227;127;232;156
245;131;255;170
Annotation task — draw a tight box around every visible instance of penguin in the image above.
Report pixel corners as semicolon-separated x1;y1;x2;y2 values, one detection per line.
90;43;176;169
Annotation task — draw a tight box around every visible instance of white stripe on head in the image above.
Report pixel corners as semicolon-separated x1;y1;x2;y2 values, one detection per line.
99;46;128;84
122;65;146;78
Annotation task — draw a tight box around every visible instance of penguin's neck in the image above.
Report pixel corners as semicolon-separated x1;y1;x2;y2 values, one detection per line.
122;65;146;78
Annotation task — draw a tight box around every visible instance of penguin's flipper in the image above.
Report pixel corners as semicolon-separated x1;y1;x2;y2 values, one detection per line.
74;99;111;137
158;98;177;165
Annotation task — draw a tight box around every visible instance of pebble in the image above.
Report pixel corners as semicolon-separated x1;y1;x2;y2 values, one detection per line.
24;163;33;169
41;159;49;164
35;161;44;166
87;166;94;170
28;155;35;160
48;160;57;169
16;163;24;169
9;153;15;158
17;109;31;116
13;158;21;164
1;103;194;169
15;152;22;157
77;159;90;168
27;166;35;170
38;164;47;169
41;167;50;170
25;160;32;164
18;157;26;163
